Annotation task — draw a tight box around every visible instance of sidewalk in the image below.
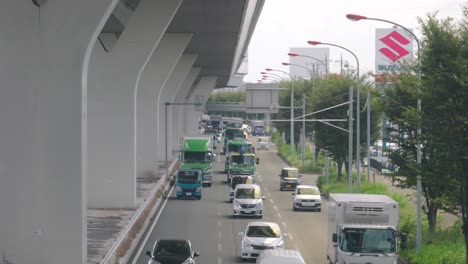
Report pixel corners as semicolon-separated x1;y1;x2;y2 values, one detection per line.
87;159;179;264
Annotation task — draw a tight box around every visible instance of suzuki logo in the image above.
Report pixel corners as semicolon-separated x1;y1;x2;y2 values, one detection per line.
379;31;410;62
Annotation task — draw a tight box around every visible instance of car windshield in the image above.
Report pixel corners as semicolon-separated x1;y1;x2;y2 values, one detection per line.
297;187;319;195
177;171;200;183
236;188;261;199
282;169;299;178
154;240;191;257
246;225;281;238
341;228;397;254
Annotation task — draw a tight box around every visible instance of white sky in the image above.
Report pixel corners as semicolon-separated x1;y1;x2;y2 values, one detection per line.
243;0;466;82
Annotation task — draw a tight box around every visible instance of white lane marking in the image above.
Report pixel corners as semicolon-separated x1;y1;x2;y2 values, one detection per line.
282;222;287;228
218;243;222;252
218;257;222;264
264;187;268;192
277;212;282;219
218;220;222;227
132;185;174;264
273;205;278;211
288;233;294;240
269;198;274;203
218;231;222;238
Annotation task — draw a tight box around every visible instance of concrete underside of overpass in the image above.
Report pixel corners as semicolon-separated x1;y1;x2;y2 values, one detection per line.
0;0;264;263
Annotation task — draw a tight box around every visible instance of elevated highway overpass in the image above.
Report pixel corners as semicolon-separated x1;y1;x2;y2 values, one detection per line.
0;1;264;263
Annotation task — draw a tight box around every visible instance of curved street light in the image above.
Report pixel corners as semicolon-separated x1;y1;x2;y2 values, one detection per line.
288;52;328;76
266;68;295;154
281;62;314;78
347;13;423;253
308;40;361;193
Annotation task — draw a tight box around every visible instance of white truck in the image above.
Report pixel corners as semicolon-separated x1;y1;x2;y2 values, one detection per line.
327;193;399;264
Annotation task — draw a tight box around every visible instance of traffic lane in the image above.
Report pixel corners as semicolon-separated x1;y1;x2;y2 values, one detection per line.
255;149;328;263
133;153;293;264
216;149;295;263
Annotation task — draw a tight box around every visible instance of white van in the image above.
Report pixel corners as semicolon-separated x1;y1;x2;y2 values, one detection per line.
256;249;305;264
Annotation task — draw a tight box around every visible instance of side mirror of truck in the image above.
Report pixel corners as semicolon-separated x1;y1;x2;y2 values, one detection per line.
332;233;338;243
256;158;260;164
400;233;408;249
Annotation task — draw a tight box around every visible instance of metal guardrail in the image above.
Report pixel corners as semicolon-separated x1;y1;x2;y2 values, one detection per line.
100;159;179;264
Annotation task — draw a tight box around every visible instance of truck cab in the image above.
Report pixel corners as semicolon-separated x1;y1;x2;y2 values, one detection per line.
181;137;215;187
175;169;203;200
227;152;259;183
328;194;400;264
279;167;301;191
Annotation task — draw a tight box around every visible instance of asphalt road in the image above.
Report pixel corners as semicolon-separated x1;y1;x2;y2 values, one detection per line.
132;138;328;264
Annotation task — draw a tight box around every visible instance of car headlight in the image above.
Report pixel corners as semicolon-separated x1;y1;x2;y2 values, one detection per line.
256;202;263;209
276;240;284;248
176;186;182;192
196;187;202;192
294;199;300;203
242;241;251;248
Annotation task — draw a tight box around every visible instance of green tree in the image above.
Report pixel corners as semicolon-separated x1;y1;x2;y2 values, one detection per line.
382;11;467;241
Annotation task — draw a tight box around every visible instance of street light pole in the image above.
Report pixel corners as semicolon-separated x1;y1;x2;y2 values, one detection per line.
308;40;361;193
347;13;423;253
288;52;329;76
266;68;295;155
282;62;314;79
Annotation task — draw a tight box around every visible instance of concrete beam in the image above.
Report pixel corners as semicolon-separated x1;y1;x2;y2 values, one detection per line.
87;0;182;208
0;1;118;263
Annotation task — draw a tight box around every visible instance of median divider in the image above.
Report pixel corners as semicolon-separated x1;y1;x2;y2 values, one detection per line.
100;159;180;264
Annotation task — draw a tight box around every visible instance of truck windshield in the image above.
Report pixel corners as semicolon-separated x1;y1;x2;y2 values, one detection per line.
183;152;210;163
177;171;200;183
341;228;396;254
228;144;253;153
236;188;261;199
231;155;254;166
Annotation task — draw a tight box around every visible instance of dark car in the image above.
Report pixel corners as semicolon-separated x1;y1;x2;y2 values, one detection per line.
146;239;199;264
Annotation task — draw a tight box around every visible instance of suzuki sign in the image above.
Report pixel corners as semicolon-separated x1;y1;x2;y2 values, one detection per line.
375;28;413;76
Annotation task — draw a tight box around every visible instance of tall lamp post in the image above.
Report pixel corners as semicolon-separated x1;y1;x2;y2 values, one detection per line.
282;62;309;167
308;40;361;193
281;62;314;78
266;68;295;154
346;13;423;253
288;52;329;76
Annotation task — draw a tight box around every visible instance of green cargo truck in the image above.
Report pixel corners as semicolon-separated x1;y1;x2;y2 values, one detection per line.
226;152;259;183
180;136;215;187
224;141;255;172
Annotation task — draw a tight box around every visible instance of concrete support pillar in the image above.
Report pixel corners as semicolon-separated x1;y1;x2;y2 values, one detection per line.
157;54;198;160
185;77;217;135
172;67;202;145
138;33;192;163
137;33;192;176
87;0;182;208
0;1;117;263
